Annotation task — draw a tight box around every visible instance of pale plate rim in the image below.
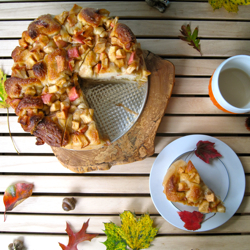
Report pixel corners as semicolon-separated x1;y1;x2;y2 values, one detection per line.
149;134;245;232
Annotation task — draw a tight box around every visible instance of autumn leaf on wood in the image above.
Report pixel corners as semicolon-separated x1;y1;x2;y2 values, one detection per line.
195;140;222;164
103;211;158;250
178;210;204;231
0;69;9;109
59;219;98;250
3;183;34;222
0;69;19;153
209;0;250;13
179;24;202;56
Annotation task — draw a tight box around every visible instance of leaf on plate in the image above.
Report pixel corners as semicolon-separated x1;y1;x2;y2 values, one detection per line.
3;182;34;222
103;211;158;250
179;24;202;56
59;219;98;250
178;210;204;231
195;140;222;164
209;0;250;13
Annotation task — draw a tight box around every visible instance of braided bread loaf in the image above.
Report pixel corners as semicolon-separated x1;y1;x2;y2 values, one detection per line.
5;4;150;150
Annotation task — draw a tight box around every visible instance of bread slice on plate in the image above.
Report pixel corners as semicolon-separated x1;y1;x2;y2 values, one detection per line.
162;159;226;213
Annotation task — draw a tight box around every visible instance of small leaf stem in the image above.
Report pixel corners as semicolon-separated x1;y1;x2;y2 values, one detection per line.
7;107;19;154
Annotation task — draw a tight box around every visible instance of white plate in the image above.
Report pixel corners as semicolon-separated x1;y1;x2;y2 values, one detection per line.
149;134;245;232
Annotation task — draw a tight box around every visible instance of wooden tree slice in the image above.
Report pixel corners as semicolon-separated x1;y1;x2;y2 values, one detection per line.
52;51;175;173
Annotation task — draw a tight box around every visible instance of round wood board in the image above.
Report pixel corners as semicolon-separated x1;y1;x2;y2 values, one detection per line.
52;51;175;173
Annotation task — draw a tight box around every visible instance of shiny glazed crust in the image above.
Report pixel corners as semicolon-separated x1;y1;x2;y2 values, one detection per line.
162;160;226;213
5;4;150;150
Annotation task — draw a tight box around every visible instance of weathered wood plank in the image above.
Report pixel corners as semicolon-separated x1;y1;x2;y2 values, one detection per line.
0;58;224;76
0;2;249;20
2;234;250;250
0;155;155;174
0;155;249;174
154;136;250;155
0;195;249;214
0;175;151;194
1;136;250;155
0;175;249;193
1;39;250;57
1;214;250;234
1;116;248;133
158;116;249;134
1;20;250;39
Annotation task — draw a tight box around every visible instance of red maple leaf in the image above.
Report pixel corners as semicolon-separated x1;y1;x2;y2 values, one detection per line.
195;140;222;163
178;211;204;231
59;219;98;250
3;182;34;222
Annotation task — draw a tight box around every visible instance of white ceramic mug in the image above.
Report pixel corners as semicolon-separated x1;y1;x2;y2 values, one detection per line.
209;55;250;114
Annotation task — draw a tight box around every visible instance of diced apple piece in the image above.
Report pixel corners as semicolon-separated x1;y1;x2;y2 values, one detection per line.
68;86;79;102
67;46;80;59
56;110;67;119
72;120;80;131
48;85;59;93
128;51;136;65
50;100;61;112
80;109;94;124
41;93;55;104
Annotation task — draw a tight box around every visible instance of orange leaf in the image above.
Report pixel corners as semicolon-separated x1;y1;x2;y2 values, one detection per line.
3;182;34;221
59;219;98;250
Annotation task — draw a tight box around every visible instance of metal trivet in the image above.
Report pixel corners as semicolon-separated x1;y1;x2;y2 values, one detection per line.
81;81;148;142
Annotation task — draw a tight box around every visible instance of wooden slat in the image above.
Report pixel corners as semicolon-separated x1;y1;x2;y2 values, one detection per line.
0;175;151;194
0;78;211;115
0;58;225;76
0;2;250;20
2;234;250;250
0;155;249;174
154;136;250;155
158;116;249;134
1;136;250;154
0;175;249;193
1;214;250;234
1;20;250;39
0;195;249;214
0;155;155;173
2;39;250;57
1;155;249;173
1;116;249;133
166;97;225;114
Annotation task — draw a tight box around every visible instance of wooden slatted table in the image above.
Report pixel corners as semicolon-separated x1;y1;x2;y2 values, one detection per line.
1;1;250;249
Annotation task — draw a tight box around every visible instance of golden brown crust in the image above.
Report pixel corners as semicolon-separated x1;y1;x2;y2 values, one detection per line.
5;77;43;98
78;8;102;27
28;14;61;39
111;23;136;51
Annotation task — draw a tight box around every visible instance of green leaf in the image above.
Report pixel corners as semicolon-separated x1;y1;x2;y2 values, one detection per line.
0;69;9;109
103;211;158;250
209;0;250;12
179;24;202;56
103;222;127;250
0;69;19;154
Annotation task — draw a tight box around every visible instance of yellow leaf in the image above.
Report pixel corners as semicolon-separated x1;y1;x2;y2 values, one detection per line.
209;0;250;12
